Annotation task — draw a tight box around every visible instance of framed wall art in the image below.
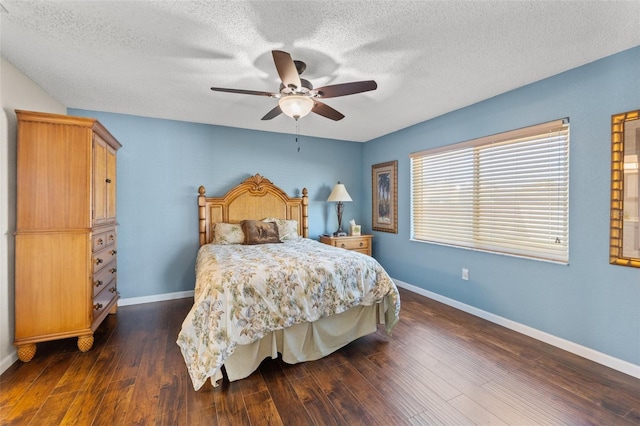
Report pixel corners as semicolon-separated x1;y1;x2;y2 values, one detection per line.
610;108;640;268
372;160;398;233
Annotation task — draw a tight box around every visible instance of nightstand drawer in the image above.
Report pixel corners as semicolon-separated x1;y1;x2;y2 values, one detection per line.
335;237;370;250
320;235;373;256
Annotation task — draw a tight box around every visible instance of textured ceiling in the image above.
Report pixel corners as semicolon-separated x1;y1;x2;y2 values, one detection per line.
2;1;640;142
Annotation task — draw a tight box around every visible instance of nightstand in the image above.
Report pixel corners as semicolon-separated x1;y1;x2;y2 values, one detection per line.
320;234;373;256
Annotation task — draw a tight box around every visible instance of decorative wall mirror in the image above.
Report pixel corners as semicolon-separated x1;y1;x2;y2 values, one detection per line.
610;109;640;268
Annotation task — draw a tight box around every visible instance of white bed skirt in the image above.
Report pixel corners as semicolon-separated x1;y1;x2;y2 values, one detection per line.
211;303;384;386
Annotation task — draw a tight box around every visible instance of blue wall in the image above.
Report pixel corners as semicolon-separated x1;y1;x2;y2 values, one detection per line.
70;45;640;368
67;111;364;299
362;46;640;366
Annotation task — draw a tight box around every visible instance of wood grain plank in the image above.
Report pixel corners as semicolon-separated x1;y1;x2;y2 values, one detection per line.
121;308;171;425
187;406;219;426
259;358;314;425
1;353;75;425
50;346;102;395
0;351;54;409
92;377;135;426
343;345;434;418
310;359;386;425
329;361;410;425
212;380;251;426
25;390;78;426
59;344;123;425
288;374;346;426
1;288;638;426
243;389;284;426
447;393;510;426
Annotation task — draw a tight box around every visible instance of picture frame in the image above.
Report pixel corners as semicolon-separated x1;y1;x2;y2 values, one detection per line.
372;160;398;233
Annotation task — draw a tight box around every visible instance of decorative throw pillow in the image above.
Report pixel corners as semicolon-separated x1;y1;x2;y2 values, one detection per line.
212;222;245;245
242;220;281;245
262;218;299;241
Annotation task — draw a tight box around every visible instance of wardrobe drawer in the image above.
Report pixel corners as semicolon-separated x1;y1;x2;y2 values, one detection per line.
92;232;107;252
104;229;116;247
93;261;116;297
92;228;116;251
93;279;117;320
92;245;117;273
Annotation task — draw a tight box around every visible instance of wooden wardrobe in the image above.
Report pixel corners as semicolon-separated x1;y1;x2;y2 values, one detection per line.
14;110;121;361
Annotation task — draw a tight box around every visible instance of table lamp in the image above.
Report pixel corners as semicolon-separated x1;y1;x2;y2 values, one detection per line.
327;182;352;236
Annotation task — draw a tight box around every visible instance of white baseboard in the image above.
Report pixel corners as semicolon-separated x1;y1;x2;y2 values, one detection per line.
393;278;640;380
118;290;194;306
0;353;18;375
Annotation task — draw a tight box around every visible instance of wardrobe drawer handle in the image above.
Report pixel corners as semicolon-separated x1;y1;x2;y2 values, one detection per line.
93;303;103;310
110;268;117;274
95;258;103;265
109;287;117;293
94;280;103;288
110;250;117;255
105;178;111;183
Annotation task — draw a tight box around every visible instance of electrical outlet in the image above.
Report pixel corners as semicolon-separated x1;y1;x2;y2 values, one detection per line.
462;268;469;281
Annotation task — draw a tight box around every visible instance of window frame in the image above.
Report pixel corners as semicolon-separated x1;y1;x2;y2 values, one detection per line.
410;119;570;264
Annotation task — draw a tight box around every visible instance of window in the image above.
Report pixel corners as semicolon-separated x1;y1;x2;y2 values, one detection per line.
410;119;569;263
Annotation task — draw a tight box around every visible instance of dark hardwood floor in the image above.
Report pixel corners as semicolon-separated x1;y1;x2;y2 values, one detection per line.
1;287;639;425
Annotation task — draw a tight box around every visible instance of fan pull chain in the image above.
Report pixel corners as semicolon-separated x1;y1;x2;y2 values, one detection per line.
296;119;300;152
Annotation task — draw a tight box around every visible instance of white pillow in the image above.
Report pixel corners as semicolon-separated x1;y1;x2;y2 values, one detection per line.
212;222;245;244
262;218;299;241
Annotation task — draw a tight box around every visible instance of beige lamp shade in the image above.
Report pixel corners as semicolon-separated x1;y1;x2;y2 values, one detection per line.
327;183;352;202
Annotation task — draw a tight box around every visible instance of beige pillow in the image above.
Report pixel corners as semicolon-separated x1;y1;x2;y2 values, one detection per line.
262;218;299;241
241;220;281;245
212;223;244;245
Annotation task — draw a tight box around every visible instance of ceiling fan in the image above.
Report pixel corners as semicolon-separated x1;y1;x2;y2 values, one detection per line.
210;50;377;121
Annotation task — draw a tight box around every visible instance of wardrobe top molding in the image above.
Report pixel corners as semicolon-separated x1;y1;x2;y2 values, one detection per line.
15;110;122;150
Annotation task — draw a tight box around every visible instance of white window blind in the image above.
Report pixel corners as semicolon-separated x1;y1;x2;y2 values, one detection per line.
410;119;570;263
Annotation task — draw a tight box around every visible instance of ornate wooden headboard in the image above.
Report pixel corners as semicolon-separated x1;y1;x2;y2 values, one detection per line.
198;174;309;246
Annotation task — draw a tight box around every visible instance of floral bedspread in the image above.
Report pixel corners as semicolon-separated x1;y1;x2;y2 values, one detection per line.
177;238;400;390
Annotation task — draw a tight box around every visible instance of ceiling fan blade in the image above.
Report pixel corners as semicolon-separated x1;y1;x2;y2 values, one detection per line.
272;50;302;90
261;105;282;120
210;87;275;97
314;80;377;98
312;101;345;121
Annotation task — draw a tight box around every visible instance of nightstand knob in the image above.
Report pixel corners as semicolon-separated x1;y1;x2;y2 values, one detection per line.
341;243;346;248
359;242;363;247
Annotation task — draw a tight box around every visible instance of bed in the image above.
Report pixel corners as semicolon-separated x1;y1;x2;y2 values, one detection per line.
177;174;400;390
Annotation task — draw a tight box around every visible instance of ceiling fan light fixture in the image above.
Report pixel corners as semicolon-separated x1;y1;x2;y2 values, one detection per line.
279;95;314;120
